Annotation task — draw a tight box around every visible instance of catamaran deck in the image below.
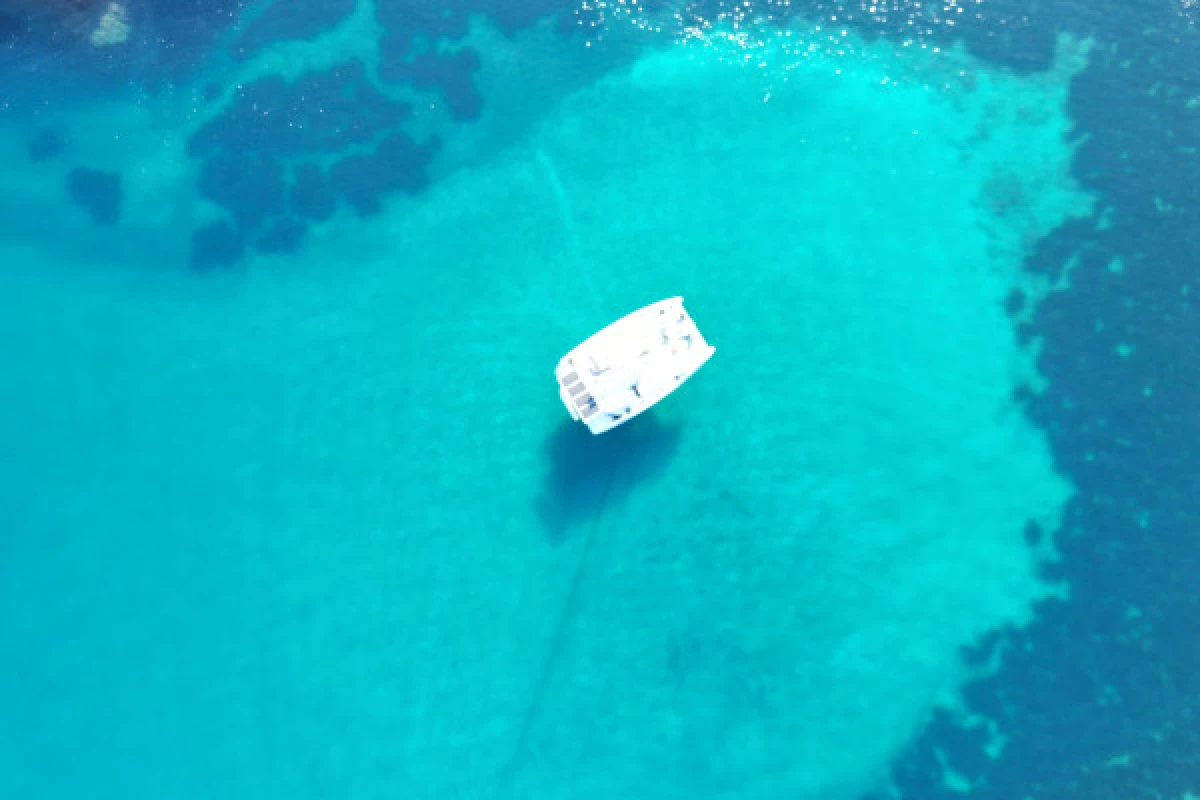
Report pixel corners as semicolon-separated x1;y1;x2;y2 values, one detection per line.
555;296;715;434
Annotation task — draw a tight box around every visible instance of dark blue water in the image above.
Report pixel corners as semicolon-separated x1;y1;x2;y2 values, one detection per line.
891;2;1200;798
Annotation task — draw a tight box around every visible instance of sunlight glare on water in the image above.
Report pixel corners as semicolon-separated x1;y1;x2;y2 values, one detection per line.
577;0;987;50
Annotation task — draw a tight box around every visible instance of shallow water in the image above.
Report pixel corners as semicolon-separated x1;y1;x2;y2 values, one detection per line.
1;2;1197;799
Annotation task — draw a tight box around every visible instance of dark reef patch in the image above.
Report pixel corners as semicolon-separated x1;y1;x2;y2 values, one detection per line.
372;0;567;46
6;0;583;267
327;132;440;216
65;166;121;226
230;0;356;60
136;1;255;76
28;129;65;162
197;153;286;228
373;0;472;60
371;0;570;124
289;162;337;222
332;129;441;215
1001;287;1025;316
188;61;410;159
186;59;433;262
255;217;307;254
189;219;244;270
380;48;483;122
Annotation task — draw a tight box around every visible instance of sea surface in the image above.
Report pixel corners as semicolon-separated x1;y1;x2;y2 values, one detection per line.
0;1;1196;799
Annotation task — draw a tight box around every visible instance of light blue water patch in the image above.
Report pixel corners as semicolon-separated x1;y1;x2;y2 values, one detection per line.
0;14;1091;800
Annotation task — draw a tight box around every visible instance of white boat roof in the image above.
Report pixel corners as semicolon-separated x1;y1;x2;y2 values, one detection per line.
555;296;715;434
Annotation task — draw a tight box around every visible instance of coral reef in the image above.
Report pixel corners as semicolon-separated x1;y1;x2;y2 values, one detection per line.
230;0;355;60
188;60;439;260
327;133;439;216
380;49;483;122
255;217;308;254
288;163;336;223
65;167;121;226
27;130;65;163
189;220;243;270
197;154;286;229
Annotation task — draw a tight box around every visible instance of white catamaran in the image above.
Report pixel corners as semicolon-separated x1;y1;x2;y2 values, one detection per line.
555;296;716;434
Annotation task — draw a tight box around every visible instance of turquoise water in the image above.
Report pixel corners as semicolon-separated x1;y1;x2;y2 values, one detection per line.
1;4;1101;798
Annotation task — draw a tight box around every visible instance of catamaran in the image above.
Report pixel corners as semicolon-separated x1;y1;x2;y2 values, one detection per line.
555;296;715;434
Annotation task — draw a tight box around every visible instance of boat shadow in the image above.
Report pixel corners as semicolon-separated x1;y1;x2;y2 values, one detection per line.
534;413;683;544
